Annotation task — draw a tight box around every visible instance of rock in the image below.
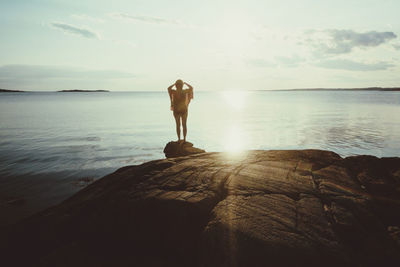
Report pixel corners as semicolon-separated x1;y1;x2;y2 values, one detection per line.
5;198;25;206
388;226;400;246
1;150;400;267
163;141;205;158
71;177;95;187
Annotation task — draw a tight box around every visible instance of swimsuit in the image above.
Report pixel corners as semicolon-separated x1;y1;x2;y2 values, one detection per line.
170;89;193;117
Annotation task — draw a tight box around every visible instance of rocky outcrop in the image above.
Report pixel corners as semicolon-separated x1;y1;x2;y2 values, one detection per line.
2;150;400;267
163;141;205;158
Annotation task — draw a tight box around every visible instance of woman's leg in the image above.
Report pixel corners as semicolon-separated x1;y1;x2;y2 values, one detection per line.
174;113;181;141
182;112;188;142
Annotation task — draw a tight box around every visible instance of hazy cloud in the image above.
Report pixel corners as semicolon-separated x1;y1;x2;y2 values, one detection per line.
274;55;305;67
51;22;99;39
305;29;397;55
0;65;135;90
333;30;395;45
315;59;394;71
0;65;134;80
110;13;182;26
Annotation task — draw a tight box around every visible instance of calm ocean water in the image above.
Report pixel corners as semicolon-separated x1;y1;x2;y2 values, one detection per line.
1;90;400;179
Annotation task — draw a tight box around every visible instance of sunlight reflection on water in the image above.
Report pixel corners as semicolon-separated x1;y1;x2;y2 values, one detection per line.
221;90;247;109
223;125;245;152
0;90;400;176
219;91;248;153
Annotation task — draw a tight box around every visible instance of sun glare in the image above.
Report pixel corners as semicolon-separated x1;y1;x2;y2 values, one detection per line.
221;91;247;109
220;125;249;160
223;126;244;152
219;91;249;155
213;13;256;64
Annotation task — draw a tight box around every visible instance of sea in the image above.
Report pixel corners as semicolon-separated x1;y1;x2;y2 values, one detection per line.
1;90;400;176
1;90;400;224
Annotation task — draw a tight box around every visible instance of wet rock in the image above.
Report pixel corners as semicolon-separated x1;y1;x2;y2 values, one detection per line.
1;150;400;267
5;198;25;206
71;177;95;187
388;226;400;246
163;141;205;158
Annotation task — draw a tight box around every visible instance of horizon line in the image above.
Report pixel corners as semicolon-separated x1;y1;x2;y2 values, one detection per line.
2;86;400;93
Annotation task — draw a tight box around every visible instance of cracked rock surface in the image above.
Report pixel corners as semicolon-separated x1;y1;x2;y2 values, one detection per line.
2;150;400;266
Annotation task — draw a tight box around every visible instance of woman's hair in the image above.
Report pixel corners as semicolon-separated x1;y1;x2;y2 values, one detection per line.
175;79;184;86
175;79;184;90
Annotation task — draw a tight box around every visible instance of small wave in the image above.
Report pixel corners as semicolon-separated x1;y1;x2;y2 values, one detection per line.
56;136;101;142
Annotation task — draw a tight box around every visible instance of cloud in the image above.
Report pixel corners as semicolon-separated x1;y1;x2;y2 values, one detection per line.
109;13;182;26
304;29;397;55
0;65;135;90
51;22;100;39
274;55;305;67
315;59;394;71
0;65;134;80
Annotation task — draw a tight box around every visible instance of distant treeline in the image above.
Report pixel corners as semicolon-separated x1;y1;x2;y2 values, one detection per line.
0;89;25;93
0;89;110;93
1;87;400;93
58;90;109;92
274;87;400;91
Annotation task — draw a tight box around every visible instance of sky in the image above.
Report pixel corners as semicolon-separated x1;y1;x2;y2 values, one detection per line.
0;0;400;91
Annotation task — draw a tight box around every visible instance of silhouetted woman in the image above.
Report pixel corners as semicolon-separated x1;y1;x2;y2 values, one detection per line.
167;79;193;142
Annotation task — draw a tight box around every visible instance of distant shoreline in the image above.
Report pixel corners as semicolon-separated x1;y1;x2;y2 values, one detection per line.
57;90;109;92
0;89;25;93
1;87;400;93
268;87;400;92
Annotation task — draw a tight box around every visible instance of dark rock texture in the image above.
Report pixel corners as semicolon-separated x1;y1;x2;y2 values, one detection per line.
163;141;205;158
1;150;400;267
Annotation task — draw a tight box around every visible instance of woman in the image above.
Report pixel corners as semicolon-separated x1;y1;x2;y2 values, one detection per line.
167;79;193;143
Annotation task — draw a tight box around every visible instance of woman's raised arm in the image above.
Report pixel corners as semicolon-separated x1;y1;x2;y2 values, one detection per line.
167;83;175;111
184;82;193;90
184;82;194;100
167;83;175;101
167;84;175;90
167;83;175;93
